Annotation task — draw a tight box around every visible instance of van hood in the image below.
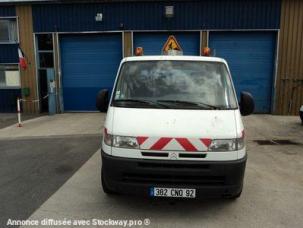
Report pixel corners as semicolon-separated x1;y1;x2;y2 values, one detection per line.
110;107;237;140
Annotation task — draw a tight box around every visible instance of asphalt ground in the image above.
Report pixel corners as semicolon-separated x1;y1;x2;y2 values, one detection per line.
0;135;101;228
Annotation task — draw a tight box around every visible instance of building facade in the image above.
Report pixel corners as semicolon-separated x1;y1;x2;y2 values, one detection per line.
0;0;302;115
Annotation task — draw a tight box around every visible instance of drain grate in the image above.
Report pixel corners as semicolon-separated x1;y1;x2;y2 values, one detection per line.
254;139;301;145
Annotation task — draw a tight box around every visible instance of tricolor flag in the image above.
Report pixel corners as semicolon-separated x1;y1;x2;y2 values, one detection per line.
18;47;27;70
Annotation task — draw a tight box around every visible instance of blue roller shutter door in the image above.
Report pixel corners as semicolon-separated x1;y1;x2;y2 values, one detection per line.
60;34;122;111
209;32;276;113
133;32;200;56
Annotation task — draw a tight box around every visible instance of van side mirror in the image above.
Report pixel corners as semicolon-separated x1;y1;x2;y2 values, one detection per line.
240;91;255;116
96;89;109;112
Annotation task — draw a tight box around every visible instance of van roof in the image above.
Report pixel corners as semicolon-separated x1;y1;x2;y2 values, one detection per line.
122;55;227;64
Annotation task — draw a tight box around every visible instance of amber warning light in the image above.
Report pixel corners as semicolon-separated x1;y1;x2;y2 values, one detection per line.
135;47;144;56
202;47;211;56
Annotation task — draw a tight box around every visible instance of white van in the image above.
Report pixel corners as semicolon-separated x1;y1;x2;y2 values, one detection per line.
96;55;254;199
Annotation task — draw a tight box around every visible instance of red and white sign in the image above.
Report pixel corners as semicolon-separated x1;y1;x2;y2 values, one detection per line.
18;48;27;70
137;136;212;152
162;35;182;54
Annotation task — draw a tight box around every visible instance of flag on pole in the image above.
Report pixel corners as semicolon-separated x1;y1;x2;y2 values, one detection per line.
18;47;27;70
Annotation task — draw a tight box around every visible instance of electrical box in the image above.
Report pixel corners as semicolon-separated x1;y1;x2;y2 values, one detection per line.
22;87;30;97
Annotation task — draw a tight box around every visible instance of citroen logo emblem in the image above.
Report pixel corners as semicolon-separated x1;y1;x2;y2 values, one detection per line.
170;152;177;160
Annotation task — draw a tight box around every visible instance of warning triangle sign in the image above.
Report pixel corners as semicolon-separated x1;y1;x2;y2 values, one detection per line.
162;35;183;54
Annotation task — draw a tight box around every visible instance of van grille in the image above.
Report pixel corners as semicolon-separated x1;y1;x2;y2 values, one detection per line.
179;153;206;158
122;173;225;186
141;152;168;157
137;162;210;170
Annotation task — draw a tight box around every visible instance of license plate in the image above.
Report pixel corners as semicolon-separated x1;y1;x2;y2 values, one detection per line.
150;187;196;198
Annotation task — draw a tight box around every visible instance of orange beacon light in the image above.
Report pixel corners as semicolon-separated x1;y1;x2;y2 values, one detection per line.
135;47;144;56
202;47;211;56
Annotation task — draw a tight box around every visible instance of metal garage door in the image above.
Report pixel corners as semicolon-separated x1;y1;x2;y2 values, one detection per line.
209;32;276;113
133;32;200;56
60;34;122;111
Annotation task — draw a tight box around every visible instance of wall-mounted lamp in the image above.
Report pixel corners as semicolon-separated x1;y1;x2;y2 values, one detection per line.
95;13;103;22
165;6;174;18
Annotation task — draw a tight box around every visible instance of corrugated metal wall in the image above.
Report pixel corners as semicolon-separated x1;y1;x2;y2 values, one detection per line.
32;0;281;32
16;5;38;113
275;0;303;115
0;89;21;113
0;5;15;16
0;44;18;63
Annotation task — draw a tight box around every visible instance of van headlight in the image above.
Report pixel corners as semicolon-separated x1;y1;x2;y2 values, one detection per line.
112;136;139;149
103;129;139;149
208;138;244;151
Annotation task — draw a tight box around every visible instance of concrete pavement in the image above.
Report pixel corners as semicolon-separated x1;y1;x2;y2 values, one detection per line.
0;113;105;139
21;115;303;228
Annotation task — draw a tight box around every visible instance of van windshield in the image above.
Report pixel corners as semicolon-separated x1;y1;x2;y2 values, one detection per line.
112;60;238;109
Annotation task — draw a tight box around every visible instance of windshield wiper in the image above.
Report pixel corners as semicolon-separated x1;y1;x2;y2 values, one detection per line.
157;100;220;110
113;99;169;108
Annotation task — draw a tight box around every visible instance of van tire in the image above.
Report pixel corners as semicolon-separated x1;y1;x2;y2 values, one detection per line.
101;170;115;195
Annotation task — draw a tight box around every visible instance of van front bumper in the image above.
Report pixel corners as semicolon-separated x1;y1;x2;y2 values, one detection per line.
101;150;247;198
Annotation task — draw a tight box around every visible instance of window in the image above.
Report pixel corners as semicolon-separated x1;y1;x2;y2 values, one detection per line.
36;34;54;68
0;65;20;88
0;18;18;43
39;53;54;68
113;61;237;109
37;34;53;50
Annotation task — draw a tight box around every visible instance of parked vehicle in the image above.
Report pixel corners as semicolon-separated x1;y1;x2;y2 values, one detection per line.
97;55;254;199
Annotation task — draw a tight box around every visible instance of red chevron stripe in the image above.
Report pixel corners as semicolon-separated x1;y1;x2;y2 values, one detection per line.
136;136;148;145
200;138;212;147
150;137;172;150
175;138;198;151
